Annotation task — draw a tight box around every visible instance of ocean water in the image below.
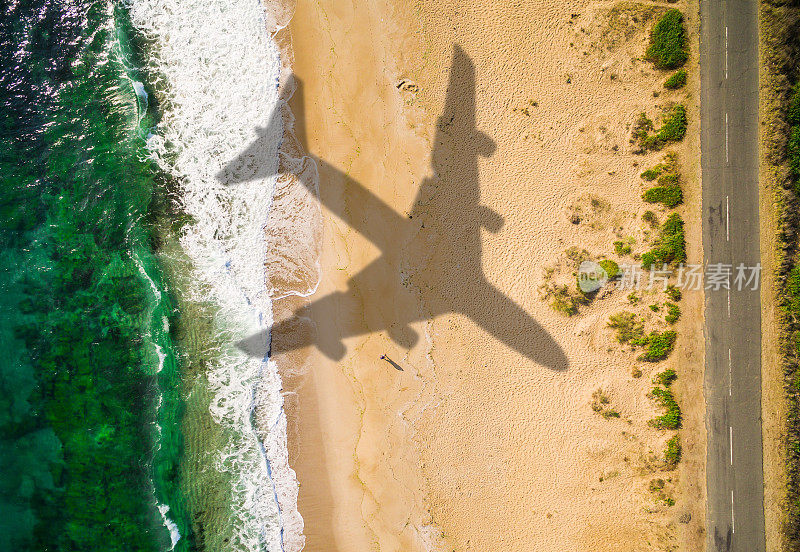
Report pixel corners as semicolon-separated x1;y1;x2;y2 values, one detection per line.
0;0;307;550
0;0;180;549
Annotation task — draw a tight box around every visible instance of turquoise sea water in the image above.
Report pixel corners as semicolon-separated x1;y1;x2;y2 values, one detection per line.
0;1;189;549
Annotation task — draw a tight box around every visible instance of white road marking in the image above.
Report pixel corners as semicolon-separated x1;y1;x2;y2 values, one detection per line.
731;490;735;533
730;426;734;465
726;195;730;241
727;288;731;318
728;348;732;396
725;26;728;79
725;113;729;163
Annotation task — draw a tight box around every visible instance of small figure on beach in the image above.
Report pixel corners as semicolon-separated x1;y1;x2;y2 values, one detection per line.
380;354;403;371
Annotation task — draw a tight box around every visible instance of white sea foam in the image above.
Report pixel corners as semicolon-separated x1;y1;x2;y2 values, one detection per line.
158;503;182;549
127;0;305;550
131;254;183;548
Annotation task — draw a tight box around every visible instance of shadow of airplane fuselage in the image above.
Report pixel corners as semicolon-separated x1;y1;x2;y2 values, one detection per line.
218;45;568;371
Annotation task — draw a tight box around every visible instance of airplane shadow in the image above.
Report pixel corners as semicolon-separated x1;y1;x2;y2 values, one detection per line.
218;45;568;371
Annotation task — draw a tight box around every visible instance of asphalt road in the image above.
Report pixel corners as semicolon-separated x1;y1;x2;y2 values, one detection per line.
700;0;765;550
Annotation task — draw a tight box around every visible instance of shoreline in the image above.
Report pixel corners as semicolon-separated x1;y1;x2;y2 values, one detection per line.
275;2;435;548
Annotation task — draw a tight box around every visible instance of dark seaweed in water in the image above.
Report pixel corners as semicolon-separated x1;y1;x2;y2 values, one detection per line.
0;1;189;550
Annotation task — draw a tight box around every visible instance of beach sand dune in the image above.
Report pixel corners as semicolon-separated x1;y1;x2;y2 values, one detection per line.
275;0;705;550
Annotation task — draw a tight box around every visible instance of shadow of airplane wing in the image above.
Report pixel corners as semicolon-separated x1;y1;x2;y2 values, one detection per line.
455;280;568;371
246;253;426;360
305;158;411;255
217;78;410;256
242;253;569;371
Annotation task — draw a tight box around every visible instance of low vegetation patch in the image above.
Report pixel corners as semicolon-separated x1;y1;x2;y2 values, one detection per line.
608;312;645;344
641;213;686;268
657;104;688;142
614;238;634;256
645;9;688;69
643;184;683;207
545;284;583;316
608;313;676;361
762;6;800;542
665;284;682;302
665;302;681;324
638;330;677;362
642;210;659;228
790;82;800;192
650;385;681;429
642;156;683;207
657;172;680;187
640;152;678;181
599;258;620;278
664;69;687;89
641;167;663;181
664;434;682;468
649;477;676;506
654;368;677;386
633;105;688;151
592;389;621;419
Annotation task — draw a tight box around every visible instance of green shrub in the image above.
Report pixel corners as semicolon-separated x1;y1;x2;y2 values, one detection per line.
641;251;657;267
641;153;679;180
657;104;688;142
642;213;686;268
643;184;683;207
650;386;682;429
666;284;682;302
599;259;620;278
608;312;645;344
634;105;687;151
657;173;680;187
658;213;686;258
665;434;682;467
664;69;687;89
645;9;688;69
638;330;677;361
790;126;800;180
790;82;800;197
665;302;681;324
635;112;654;133
788;264;800;316
789;81;800;126
642;134;662;150
551;285;580;316
632;113;655;148
650;478;665;492
649;303;661;312
641;167;662;181
639;157;678;182
628;292;640;305
654;368;677;386
614;240;632;256
642;210;659;228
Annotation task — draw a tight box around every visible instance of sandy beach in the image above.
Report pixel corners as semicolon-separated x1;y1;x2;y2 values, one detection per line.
274;0;706;550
